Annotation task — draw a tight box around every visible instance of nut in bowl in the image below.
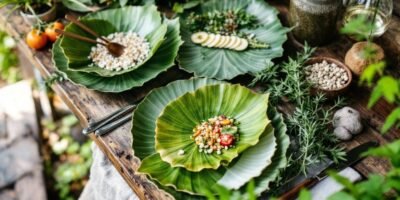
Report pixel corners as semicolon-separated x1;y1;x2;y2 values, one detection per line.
305;57;353;97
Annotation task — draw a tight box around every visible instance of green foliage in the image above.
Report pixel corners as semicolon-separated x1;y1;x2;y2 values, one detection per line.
187;9;259;35
172;0;201;13
339;2;400;134
204;180;257;200
328;140;400;200
43;114;92;200
298;189;312;200
0;30;20;84
61;0;146;12
251;44;346;180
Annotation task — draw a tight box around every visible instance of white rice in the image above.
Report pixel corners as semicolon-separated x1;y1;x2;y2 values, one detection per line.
89;32;150;71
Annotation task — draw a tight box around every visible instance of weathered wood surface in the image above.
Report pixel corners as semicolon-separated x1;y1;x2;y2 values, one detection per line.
1;1;400;199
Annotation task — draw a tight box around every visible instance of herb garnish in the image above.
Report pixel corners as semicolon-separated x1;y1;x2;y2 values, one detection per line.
251;44;346;185
187;10;259;35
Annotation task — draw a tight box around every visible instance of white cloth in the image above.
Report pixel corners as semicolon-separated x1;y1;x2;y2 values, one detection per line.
310;167;362;200
79;144;139;200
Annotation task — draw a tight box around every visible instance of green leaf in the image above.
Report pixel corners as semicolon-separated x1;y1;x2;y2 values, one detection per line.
119;0;128;7
61;5;169;77
328;191;357;200
155;84;270;171
359;61;386;86
52;16;182;92
177;0;288;80
381;107;400;133
368;85;383;108
298;189;312;200
221;126;238;135
251;106;289;195
377;76;399;104
364;140;400;167
61;0;95;12
217;124;276;189
138;105;283;196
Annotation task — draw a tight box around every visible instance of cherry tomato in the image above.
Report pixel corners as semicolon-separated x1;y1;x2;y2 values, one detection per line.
219;134;235;147
45;21;64;42
26;29;48;50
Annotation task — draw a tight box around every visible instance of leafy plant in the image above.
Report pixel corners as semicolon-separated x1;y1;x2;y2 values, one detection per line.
0;30;20;84
0;0;52;14
251;44;346;183
42;114;92;200
61;0;146;12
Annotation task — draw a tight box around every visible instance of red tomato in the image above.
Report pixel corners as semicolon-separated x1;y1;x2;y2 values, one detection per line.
219;134;235;147
26;29;48;50
45;21;64;42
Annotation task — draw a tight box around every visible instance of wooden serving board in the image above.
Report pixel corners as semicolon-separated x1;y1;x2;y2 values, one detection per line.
1;1;400;199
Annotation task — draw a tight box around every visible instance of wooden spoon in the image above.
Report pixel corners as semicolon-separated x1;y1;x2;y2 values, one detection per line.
55;29;106;46
64;14;125;57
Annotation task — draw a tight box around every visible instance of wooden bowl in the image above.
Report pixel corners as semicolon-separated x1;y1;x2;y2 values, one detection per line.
305;57;353;98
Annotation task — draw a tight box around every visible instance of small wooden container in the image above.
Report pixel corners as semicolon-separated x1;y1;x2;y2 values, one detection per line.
306;57;353;98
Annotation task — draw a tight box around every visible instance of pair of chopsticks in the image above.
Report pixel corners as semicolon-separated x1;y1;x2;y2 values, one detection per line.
82;104;136;136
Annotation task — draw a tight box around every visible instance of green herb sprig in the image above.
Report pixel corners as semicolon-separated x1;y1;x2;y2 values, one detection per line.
187;10;259;35
251;44;346;184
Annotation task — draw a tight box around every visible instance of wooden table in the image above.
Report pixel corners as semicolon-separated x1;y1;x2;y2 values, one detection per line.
1;1;400;199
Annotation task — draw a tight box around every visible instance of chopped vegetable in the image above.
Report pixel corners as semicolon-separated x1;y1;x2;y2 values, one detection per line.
191;115;239;155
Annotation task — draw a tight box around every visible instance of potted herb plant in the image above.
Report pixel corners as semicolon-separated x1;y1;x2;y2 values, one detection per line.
0;0;56;25
341;0;392;76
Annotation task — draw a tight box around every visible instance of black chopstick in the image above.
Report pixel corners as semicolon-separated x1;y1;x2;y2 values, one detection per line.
82;104;136;135
95;112;134;136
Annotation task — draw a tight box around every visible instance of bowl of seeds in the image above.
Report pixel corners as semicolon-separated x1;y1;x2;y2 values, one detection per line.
305;57;352;97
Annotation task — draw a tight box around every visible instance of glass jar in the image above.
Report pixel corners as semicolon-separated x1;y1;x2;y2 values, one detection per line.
289;0;341;46
343;0;393;37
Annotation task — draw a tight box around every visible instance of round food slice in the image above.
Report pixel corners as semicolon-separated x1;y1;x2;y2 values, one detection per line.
226;36;238;49
230;36;242;50
208;34;221;48
234;38;249;51
220;36;231;48
191;32;208;44
202;34;215;47
215;35;227;48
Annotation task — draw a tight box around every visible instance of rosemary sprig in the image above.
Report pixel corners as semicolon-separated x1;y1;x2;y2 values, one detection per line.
251;44;347;184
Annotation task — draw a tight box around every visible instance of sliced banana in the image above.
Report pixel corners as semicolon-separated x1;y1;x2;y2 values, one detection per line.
202;34;216;47
220;36;231;48
208;34;221;47
215;36;226;48
191;32;208;44
234;38;249;51
192;32;249;51
226;36;238;49
230;37;243;49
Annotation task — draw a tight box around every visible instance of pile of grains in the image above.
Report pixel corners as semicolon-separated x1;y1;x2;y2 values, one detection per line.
89;32;150;71
186;115;238;155
305;60;349;90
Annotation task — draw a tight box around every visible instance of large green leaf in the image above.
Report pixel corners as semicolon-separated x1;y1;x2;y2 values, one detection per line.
132;78;222;160
137;103;284;197
217;124;276;189
155;84;270;171
61;0;96;12
252;106;290;195
177;0;288;80
52;17;182;93
61;5;168;77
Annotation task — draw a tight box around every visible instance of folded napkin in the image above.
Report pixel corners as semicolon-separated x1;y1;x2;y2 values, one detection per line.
309;167;362;200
